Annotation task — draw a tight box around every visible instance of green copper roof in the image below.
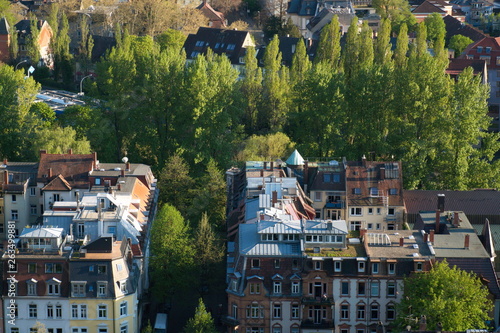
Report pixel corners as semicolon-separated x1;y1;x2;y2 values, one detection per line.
286;149;304;165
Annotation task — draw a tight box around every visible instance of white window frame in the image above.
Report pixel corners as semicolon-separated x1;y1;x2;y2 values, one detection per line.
98;304;107;318
273;281;282;294
350;207;362;216
334;260;342;272
291;281;300;294
120;301;128;316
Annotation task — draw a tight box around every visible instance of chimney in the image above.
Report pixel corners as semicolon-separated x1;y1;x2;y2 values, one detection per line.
117;184;121;191
464;234;470;249
40;149;47;157
93;152;98;170
429;229;435;243
260;213;265;220
399;237;404;247
3;158;6;166
272;190;278;205
263;161;267;170
437;193;445;212
260;169;264;177
435;210;440;233
3;170;8;185
48;168;53;178
68;148;73;154
423;233;428;242
380;167;385;180
304;160;309;186
270;161;274;170
362;154;367;167
125;162;130;171
453;212;460;227
121;169;125;177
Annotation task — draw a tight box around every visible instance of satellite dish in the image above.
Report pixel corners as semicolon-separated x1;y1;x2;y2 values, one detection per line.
122;157;128;163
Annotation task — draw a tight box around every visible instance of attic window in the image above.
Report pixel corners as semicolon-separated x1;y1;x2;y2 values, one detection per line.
486;47;492;53
353;188;361;195
477;46;483;53
227;44;236;50
191;51;200;58
195;40;204;47
215;43;220;49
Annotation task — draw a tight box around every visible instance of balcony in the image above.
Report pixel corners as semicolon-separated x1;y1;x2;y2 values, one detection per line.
325;201;344;209
220;315;239;327
302;296;334;305
301;319;335;329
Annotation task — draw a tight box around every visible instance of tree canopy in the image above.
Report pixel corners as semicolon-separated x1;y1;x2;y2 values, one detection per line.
396;260;493;331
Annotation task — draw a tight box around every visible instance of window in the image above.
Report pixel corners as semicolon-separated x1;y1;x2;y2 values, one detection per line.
315;261;322;270
341;304;349;319
45;263;63;273
333;173;340;182
47;304;54;318
370;281;380;297
388;263;396;274
30;329;38;333
314;192;322;201
368;208;373;214
12;194;16;202
291;329;300;333
195;40;204;47
367;223;373;230
95;178;101;185
372;263;379;274
72;282;86;297
480;55;491;65
30;205;37;215
47;281;61;295
231;279;237;291
369;187;378;195
358;282;366;296
353;188;361;194
416;262;423;271
120;301;128;316
11;210;18;220
108;226;116;235
387;304;396;320
350;207;362;216
292;281;300;294
261;234;278;241
341;281;349;295
53;194;60;202
98;304;107;318
272;327;281;333
98;265;107;274
376;208;381;214
120;325;127;333
497;57;500;65
119;280;127;293
98;283;107;297
291;304;299;318
273;303;281;318
30;187;37;196
29;304;37;318
370;304;379;320
251;259;260;268
56;304;62;318
357;304;365;320
388;208;395;216
273;281;282;294
249;283;260;294
358;261;365;272
292;259;299;269
274;259;280;268
247;303;263;318
478;46;483;53
27;281;37;296
389;188;398;195
486;47;492;53
227;44;236;50
28;263;36;273
98;329;107;333
334;260;342;272
72;304;88;319
387;282;396;297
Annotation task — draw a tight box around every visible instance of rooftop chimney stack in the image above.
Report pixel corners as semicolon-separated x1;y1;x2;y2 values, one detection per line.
93;152;98;170
68;148;73;154
423;233;428;242
437;193;445;212
263;162;267;170
260;213;265;221
260;169;264;177
3;170;8;185
272;190;278;205
362;154;367;167
125;162;130;171
435;210;441;233
270;161;274;171
429;229;435;243
465;234;470;249
40;149;47;157
399;237;404;247
380;167;385;180
304;160;309;186
121;169;125;177
48;168;53;178
453;212;460;227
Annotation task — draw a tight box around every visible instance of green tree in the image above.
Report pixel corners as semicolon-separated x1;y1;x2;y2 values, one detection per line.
394;23;409;68
236;132;294;161
424;13;446;46
290;38;311;85
150;204;194;301
375;18;393;65
77;15;94;73
372;0;416;32
156;29;186;52
396;260;492;331
183;298;218;333
157;154;195;216
193;213;225;293
343;16;360;78
241;46;262;133
358;21;374;70
33;127;91;156
141;321;153;333
27;16;40;65
189;159;226;230
314;15;341;71
448;34;474;57
29;102;56;126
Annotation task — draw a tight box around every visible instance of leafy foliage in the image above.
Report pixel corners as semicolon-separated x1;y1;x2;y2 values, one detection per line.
396;260;493;331
448;34;474;57
183;298;218;333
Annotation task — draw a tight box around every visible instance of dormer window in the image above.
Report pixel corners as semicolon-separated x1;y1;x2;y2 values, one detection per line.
486;47;491;53
27;279;37;296
261;234;278;241
478;46;483;53
370;187;378;196
353;188;361;194
195;40;204;47
47;278;61;295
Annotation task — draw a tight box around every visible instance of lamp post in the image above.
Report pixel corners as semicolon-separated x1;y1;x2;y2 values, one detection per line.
15;60;28;70
79;74;94;96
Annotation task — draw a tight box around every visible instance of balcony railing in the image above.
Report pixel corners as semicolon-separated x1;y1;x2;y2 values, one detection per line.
301;319;335;328
301;296;334;305
220;316;239;327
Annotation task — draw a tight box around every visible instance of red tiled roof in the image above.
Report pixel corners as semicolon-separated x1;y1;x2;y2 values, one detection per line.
196;1;226;28
42;174;72;191
412;0;445;13
37;152;95;184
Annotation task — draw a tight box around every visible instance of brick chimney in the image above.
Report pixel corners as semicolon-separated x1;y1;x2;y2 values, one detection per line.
121;169;125;177
272;191;278;205
260;213;265;221
437;193;445;212
93;152;98;170
48;168;53;178
39;149;47;157
362;154;367;167
399;237;404;247
429;229;435;243
125;162;130;171
3;170;8;184
263;161;267;170
304;160;309;186
464;234;470;249
270;161;274;171
423;233;428;242
68;148;73;154
260;169;263;177
453;212;460;227
435;210;441;233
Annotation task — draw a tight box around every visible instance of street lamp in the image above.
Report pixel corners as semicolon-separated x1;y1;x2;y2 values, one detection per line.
15;60;28;70
79;74;94;96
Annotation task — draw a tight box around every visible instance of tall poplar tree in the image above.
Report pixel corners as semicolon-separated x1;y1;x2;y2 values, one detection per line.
241;46;262;133
315;15;341;71
375;18;393;65
290;38;311;85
